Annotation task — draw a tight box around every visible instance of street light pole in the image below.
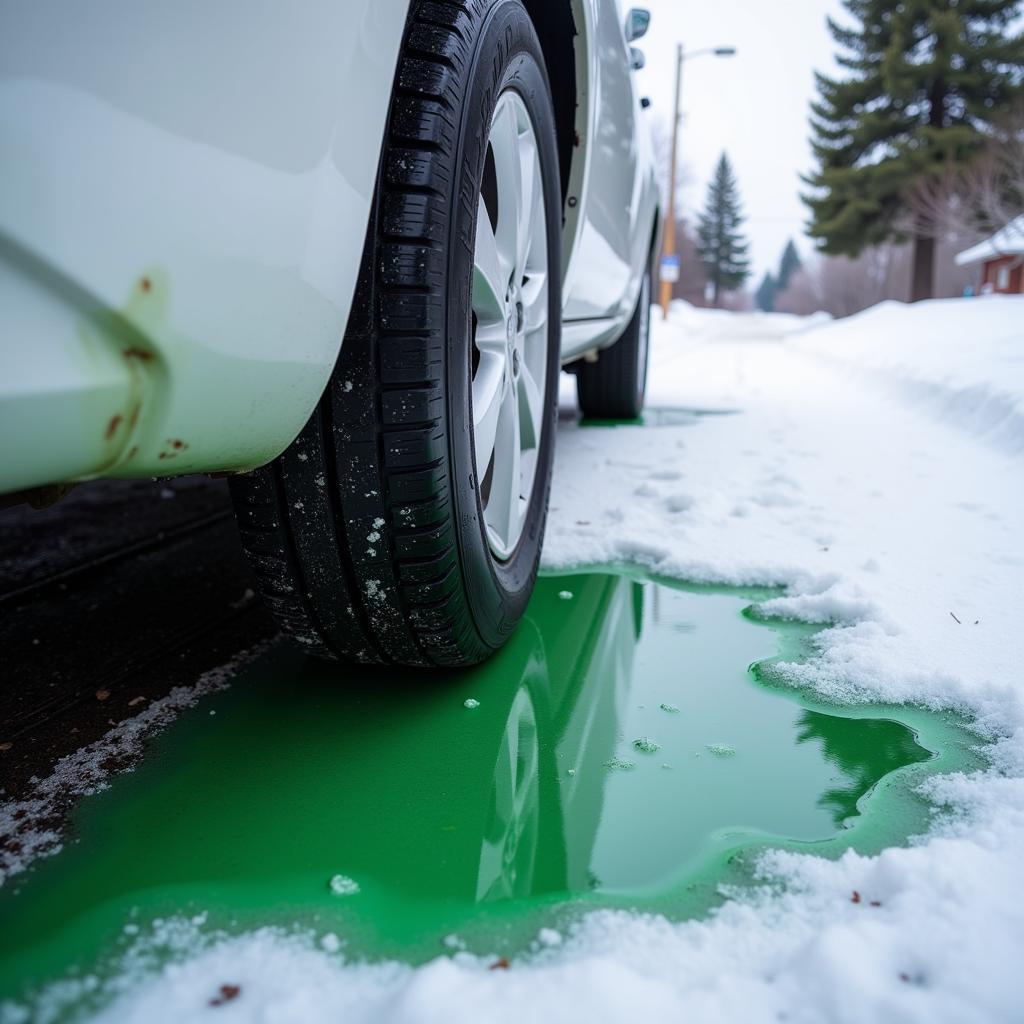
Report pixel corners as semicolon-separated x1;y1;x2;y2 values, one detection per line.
658;44;737;320
659;43;684;319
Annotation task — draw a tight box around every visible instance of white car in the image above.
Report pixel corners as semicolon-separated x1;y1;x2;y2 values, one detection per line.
0;0;661;666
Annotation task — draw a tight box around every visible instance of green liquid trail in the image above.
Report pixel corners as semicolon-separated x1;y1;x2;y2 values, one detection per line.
0;573;983;1003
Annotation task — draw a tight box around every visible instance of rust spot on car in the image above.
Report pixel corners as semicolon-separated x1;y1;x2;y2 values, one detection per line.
122;347;155;363
126;445;139;461
104;414;123;440
128;402;141;430
157;438;188;461
140;276;152;293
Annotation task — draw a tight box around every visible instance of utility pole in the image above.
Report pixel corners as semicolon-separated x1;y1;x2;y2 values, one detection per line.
657;43;736;319
659;43;684;319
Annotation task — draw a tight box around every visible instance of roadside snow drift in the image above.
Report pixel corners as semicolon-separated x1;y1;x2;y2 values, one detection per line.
7;296;1024;1024
793;297;1024;456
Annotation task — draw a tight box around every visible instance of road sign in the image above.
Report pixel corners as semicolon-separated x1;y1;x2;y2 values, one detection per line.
659;254;680;284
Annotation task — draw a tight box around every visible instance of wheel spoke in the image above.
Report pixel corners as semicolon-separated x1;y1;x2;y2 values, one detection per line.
475;319;507;355
516;129;540;278
522;271;548;333
490;721;517;834
512;739;538;822
504;394;523;549
489;98;523;281
487;382;522;551
473;351;505;480
518;362;543;452
473;195;507;326
522;272;549;390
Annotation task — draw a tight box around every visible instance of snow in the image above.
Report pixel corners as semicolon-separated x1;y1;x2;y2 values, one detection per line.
6;296;1024;1022
793;297;1024;456
546;296;1024;720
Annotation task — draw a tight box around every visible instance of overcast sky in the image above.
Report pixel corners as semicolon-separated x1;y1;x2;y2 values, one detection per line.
633;0;846;281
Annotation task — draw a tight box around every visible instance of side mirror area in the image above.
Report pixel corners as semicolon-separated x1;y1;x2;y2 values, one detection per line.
625;8;651;42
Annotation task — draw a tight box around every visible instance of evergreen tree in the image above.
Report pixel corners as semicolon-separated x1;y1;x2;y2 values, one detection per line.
697;153;751;306
804;0;1024;301
755;272;777;312
776;239;803;292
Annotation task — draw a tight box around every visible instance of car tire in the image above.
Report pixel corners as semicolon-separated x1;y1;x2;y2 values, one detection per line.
230;0;562;668
576;270;651;420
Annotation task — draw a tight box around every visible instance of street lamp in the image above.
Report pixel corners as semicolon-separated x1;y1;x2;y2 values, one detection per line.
658;44;737;319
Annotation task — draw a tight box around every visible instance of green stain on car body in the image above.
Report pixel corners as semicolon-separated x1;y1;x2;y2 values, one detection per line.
0;573;985;1004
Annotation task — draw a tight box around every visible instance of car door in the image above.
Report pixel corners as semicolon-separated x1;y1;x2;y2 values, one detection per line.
562;0;643;324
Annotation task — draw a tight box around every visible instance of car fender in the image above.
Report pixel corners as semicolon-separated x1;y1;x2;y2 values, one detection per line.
0;0;410;493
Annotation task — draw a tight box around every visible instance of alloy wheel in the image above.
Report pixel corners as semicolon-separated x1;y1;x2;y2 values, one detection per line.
471;90;550;560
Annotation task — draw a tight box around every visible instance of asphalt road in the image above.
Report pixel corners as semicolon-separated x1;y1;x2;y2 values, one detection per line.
0;477;277;802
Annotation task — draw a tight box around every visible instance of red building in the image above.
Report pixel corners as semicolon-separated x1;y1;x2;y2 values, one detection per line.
955;217;1024;294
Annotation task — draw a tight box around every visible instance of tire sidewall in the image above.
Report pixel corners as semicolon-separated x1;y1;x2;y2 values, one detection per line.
446;1;561;650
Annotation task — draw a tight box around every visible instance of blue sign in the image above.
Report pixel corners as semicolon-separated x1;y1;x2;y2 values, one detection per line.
659;254;680;283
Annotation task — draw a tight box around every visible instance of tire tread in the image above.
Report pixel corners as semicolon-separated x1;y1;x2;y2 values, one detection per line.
576;275;651;420
231;0;503;667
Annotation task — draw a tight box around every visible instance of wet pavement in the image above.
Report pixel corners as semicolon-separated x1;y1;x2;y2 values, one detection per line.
0;477;276;798
0;569;983;1000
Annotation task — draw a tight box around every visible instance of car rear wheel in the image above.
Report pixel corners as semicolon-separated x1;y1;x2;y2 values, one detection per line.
230;0;561;668
576;271;651;420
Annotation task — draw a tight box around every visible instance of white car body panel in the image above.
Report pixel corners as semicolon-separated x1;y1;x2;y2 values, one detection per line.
562;0;640;324
560;0;659;362
0;0;410;491
0;0;659;494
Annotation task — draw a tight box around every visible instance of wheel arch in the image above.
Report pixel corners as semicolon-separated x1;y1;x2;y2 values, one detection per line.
649;206;663;266
520;0;578;205
520;0;593;283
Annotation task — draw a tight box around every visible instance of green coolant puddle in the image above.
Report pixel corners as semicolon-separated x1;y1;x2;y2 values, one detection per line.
0;573;983;1002
580;406;739;428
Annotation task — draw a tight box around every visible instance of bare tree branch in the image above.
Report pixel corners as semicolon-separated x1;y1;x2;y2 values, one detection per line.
906;102;1024;247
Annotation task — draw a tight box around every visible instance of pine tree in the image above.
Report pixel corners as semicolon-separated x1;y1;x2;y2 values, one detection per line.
776;239;802;292
805;0;1024;302
755;272;777;312
697;153;751;306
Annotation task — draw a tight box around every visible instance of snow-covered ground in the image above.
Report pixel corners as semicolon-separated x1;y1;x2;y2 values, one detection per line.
9;296;1024;1023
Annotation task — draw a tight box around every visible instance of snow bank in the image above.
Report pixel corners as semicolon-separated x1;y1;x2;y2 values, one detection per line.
792;296;1024;455
668;299;830;343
